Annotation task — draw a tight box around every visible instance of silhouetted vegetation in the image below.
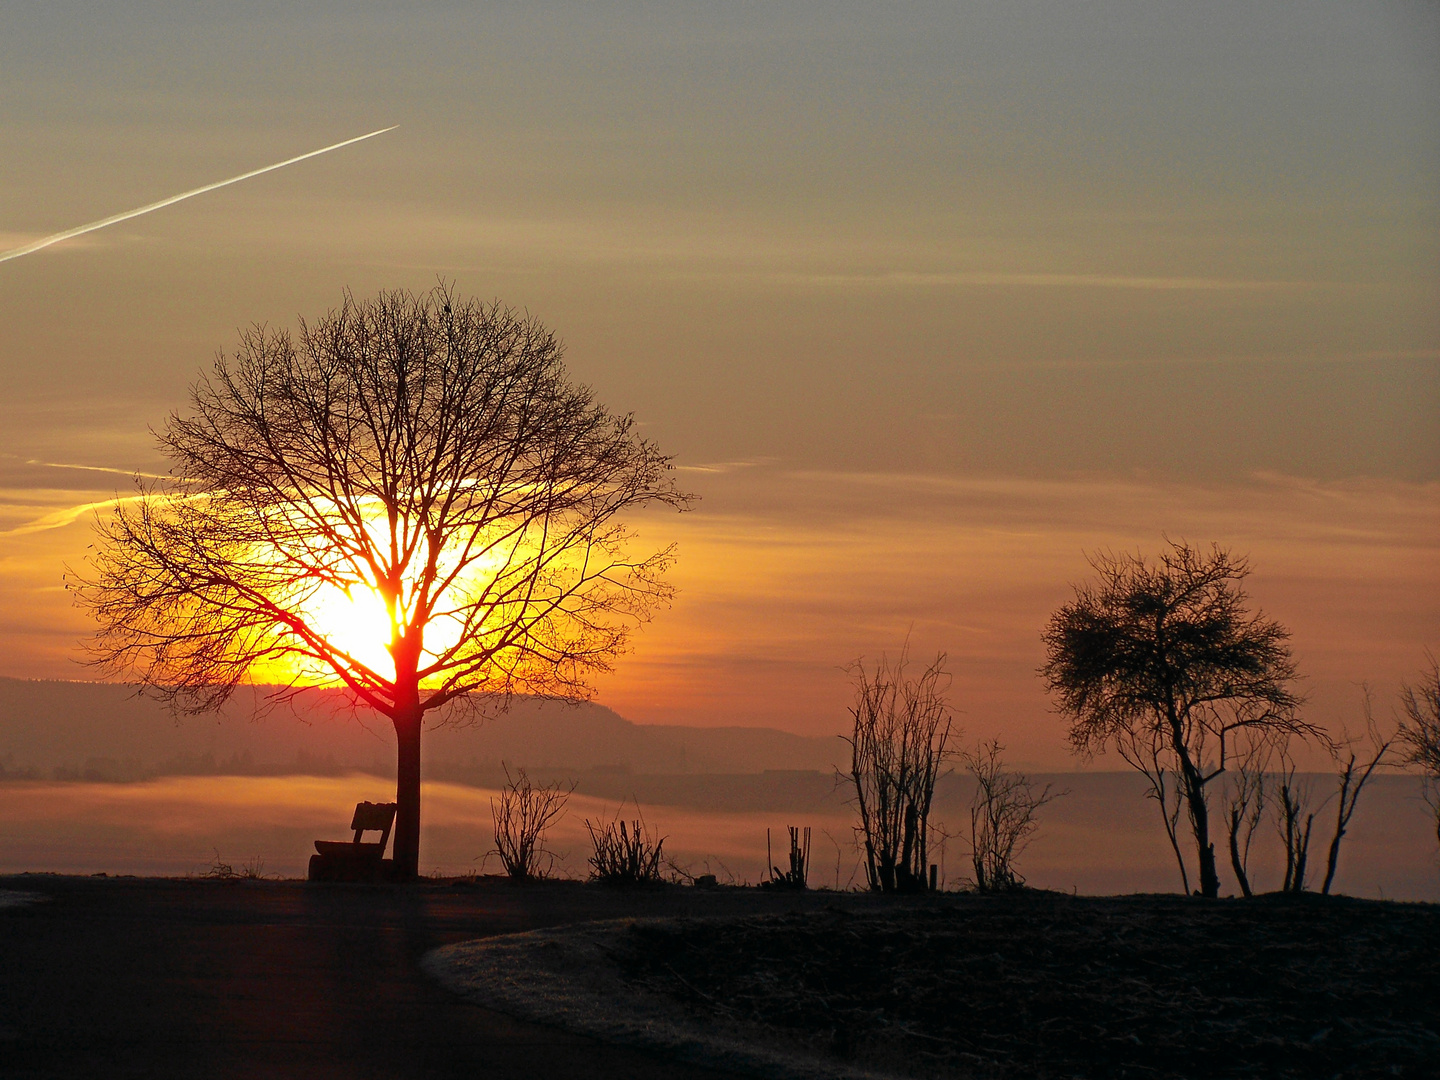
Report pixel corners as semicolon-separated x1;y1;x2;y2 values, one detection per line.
1398;653;1440;846
488;764;575;881
1269;696;1395;896
73;284;688;879
844;650;954;893
586;809;666;884
962;739;1061;892
762;826;810;890
201;850;267;880
1042;540;1316;897
1222;729;1272;897
1319;701;1395;895
1274;749;1317;893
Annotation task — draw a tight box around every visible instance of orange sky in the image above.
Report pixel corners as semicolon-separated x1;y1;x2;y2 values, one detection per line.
1;2;1436;768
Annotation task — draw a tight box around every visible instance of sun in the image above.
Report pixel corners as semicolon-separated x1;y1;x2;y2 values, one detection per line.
289;573;470;686
303;582;397;677
255;507;491;687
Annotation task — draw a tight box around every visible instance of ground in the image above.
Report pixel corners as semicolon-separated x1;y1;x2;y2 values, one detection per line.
0;873;772;1079
3;876;1436;1079
615;893;1440;1079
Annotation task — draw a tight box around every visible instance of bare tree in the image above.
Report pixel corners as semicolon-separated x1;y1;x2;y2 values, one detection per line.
844;649;954;893
1042;541;1318;897
73;286;689;879
962;739;1061;892
1274;747;1316;894
1319;694;1395;896
488;764;575;881
1397;653;1440;846
1223;728;1274;898
1113;724;1193;894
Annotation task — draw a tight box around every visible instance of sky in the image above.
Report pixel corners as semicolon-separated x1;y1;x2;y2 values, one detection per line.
0;1;1436;767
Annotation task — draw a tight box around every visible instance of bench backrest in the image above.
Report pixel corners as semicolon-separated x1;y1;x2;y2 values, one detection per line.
350;801;398;851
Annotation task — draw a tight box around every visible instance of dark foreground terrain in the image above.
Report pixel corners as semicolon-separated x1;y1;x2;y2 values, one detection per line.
618;894;1440;1079
0;873;836;1080
3;876;1437;1080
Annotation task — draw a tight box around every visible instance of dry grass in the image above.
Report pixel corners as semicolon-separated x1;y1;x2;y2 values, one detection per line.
200;851;267;880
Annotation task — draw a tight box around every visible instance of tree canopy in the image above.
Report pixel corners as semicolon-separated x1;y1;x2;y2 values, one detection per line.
75;285;689;877
1042;540;1312;897
1398;653;1440;845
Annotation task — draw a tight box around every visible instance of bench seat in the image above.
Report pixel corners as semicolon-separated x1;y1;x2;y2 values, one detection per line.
308;801;397;883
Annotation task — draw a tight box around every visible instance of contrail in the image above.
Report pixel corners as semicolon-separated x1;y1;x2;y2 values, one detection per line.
0;126;397;265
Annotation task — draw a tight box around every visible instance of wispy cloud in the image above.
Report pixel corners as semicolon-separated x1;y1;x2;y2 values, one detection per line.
674;459;772;474
0;454;166;481
0;126;396;265
0;497;131;537
767;270;1336;292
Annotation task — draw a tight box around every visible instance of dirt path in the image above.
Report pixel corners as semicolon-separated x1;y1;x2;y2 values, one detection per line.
0;874;839;1079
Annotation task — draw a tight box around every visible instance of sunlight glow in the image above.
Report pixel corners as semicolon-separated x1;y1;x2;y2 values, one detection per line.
303;582;397;678
262;502;501;687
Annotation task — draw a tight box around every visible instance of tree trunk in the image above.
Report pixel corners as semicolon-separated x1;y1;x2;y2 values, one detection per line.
1187;783;1220;898
391;703;423;881
1321;761;1356;896
1228;808;1253;898
1321;828;1343;896
1293;815;1313;892
1168;708;1219;898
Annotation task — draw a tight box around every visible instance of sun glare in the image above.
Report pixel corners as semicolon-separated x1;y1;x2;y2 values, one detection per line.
286;573;470;686
250;508;518;687
304;583;396;677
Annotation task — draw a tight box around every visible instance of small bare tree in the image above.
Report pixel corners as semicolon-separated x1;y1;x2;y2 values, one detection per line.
1320;695;1395;895
1042;541;1318;897
1223;728;1276;898
488;764;575;881
1113;724;1193;894
962;739;1060;892
1274;748;1316;893
844;649;955;893
1397;653;1440;846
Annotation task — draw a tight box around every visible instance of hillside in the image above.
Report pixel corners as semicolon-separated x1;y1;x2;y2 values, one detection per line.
0;678;845;780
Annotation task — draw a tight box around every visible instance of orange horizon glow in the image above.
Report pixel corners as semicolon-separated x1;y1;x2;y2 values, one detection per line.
1;466;1433;771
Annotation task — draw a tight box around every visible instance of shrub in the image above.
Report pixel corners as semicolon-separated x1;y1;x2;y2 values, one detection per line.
963;740;1059;892
488;764;575;881
586;809;665;884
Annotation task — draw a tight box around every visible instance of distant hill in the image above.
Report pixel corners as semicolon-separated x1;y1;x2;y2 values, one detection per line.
0;678;846;781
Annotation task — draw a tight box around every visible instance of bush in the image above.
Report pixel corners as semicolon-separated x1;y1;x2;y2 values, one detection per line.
488;764;575;880
586;809;665;884
963;740;1059;892
844;649;955;893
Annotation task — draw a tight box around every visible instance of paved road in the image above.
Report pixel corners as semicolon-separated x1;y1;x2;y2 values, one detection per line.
0;874;844;1079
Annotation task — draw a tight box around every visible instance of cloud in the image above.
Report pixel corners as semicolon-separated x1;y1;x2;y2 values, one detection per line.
674;459;772;474
0;454;166;492
0;127;396;266
0;502;112;537
765;270;1335;292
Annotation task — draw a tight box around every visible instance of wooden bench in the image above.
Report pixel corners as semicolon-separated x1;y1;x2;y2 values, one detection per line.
307;801;397;882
